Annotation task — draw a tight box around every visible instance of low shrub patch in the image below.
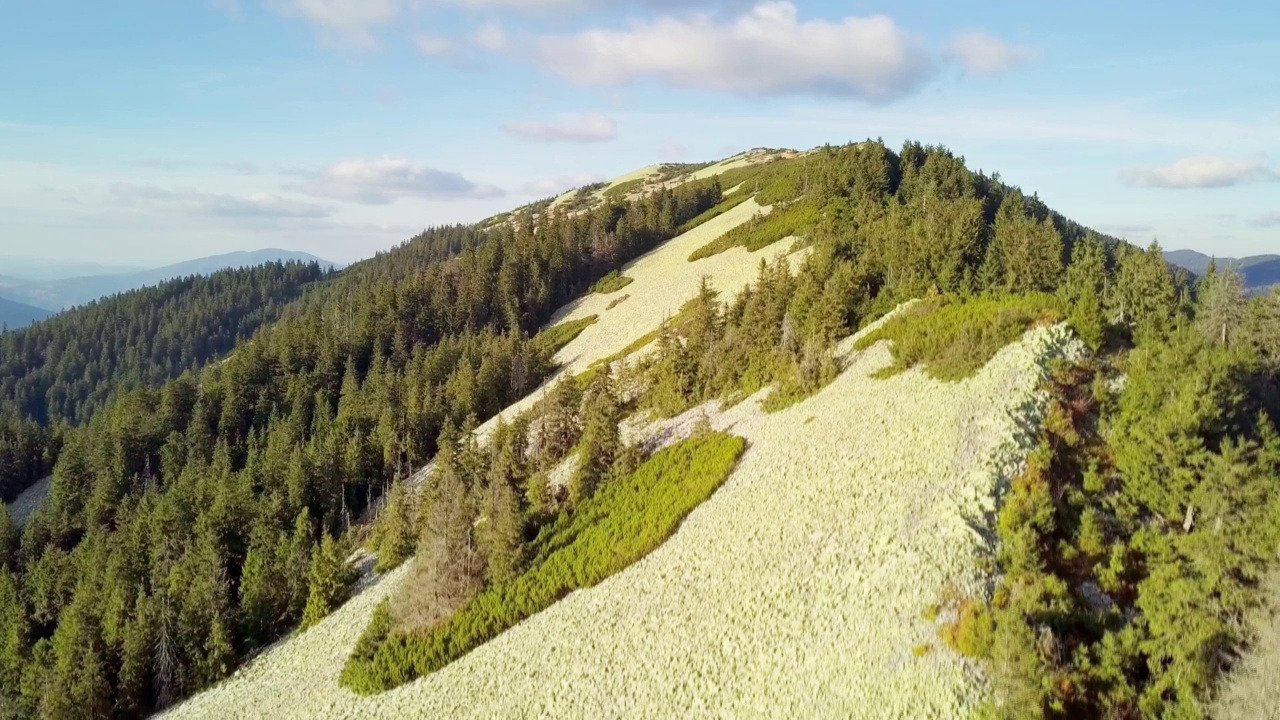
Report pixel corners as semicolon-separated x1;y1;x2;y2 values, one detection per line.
341;431;746;694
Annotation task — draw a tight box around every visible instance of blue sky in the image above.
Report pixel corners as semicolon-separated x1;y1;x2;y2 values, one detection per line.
1;0;1277;266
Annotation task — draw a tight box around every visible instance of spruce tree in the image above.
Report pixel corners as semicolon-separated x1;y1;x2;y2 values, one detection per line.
483;439;525;584
300;533;356;630
571;369;622;504
1196;264;1246;348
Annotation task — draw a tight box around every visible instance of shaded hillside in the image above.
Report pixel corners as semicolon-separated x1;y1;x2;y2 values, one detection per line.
0;296;52;331
0;248;339;311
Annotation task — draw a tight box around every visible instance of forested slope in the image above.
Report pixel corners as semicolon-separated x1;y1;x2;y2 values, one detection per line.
0;175;725;718
2;140;1278;719
0;261;330;503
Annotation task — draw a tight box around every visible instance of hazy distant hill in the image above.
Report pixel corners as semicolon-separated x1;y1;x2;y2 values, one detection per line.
0;257;145;281
1164;249;1280;293
0;295;53;330
0;249;340;311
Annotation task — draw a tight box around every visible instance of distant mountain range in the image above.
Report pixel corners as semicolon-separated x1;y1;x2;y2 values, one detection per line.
0;249;339;314
1164;250;1280;294
0;296;53;331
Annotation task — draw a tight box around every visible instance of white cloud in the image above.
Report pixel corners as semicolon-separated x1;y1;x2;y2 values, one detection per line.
944;30;1036;76
1119;156;1279;188
520;172;606;196
472;21;509;52
529;2;932;100
416;33;458;57
292;156;504;203
111;184;333;218
501;113;618;143
1252;211;1280;228
268;0;400;50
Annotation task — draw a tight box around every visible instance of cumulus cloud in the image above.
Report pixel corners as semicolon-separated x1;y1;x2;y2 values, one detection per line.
111;184;332;218
501;113;618;143
530;2;932;100
520;172;607;196
944;30;1036;76
268;0;400;50
292;156;504;203
1252;211;1280;228
1119;156;1279;189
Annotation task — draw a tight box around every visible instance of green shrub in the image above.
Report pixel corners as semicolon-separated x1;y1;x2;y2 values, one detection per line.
591;271;633;294
530;315;598;357
341;432;746;694
687;198;818;262
602;177;647;201
855;294;1066;381
678;191;755;234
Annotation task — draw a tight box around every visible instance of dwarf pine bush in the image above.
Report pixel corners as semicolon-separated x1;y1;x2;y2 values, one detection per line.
341;431;746;694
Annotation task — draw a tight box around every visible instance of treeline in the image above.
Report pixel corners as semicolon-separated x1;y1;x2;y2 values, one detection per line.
0;178;722;717
0;261;330;502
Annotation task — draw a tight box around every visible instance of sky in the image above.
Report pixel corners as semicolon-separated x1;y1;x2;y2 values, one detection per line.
1;0;1277;266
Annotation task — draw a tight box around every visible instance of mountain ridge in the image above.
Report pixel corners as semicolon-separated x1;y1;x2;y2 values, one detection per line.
0;248;339;311
1164;248;1280;293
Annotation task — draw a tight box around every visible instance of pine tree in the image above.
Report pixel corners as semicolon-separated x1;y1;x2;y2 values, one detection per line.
372;481;417;572
0;504;14;570
1196;264;1246;348
283;509;315;620
571;369;622;504
1115;241;1177;340
238;522;284;647
483;439;525;584
300;533;356;630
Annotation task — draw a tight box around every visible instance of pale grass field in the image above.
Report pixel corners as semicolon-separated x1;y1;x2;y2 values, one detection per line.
165;304;1082;719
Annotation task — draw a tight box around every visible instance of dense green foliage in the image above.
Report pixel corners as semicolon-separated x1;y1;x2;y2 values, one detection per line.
938;288;1280;717
529;315;598;357
0;180;723;717
341;431;745;693
687;198;818;261
589;271;633;294
0;262;327;426
854;294;1066;381
0;262;329;501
